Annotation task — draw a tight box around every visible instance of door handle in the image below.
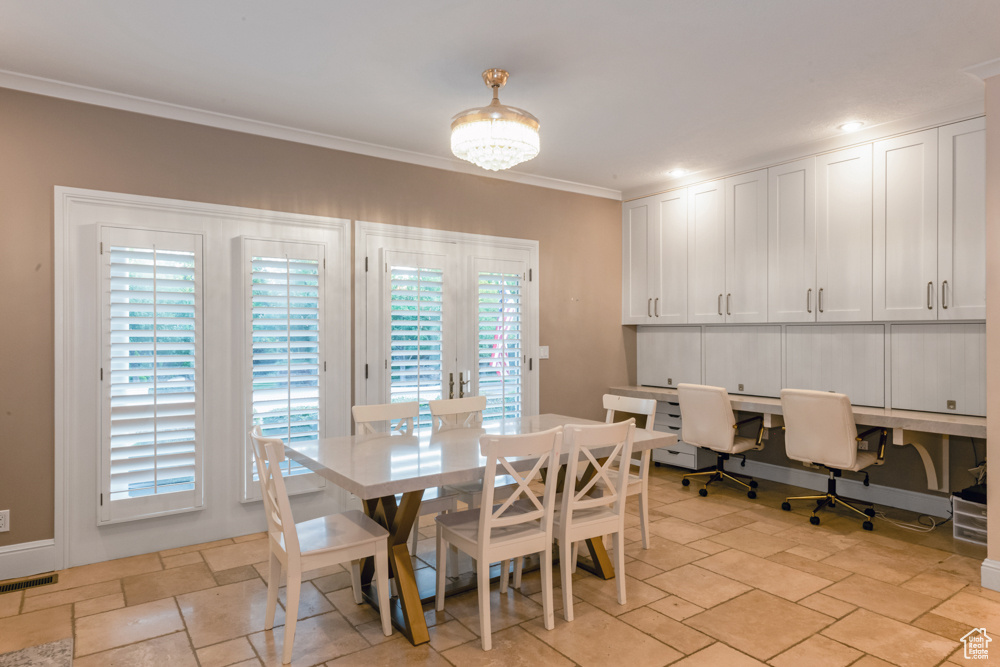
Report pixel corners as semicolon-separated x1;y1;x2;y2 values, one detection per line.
927;282;934;310
449;372;455;399
654;297;660;317
942;280;948;309
458;371;471;398
806;288;812;314
647;298;652;318
717;294;722;316
818;288;824;313
726;293;731;316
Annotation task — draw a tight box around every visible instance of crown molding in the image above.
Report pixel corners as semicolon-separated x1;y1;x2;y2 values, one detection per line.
965;57;1000;81
0;69;622;201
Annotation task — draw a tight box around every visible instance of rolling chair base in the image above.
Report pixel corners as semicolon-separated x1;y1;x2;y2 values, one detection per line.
781;473;876;531
682;454;759;499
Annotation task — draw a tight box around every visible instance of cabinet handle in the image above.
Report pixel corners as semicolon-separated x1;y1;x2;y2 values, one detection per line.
818;288;824;313
654;297;660;317
726;293;731;316
717;294;722;316
927;282;934;310
648;298;652;317
942;281;948;309
806;288;812;314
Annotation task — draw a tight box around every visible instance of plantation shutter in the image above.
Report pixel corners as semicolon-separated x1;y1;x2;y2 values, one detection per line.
245;239;325;492
101;227;204;523
476;261;524;422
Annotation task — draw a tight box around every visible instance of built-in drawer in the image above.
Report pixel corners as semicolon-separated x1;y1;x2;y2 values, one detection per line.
652;448;696;469
656;415;682;430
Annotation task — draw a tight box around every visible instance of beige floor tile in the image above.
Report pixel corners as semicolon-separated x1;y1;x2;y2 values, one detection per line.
202;539;271;573
427;618;478;652
821;608;958;667
647;594;704;621
0;591;22;618
696;549;832;601
214;565;261;586
657;498;740;524
225;660;261;667
784;544;835;560
768;634;862;667
177;578;284;648
851;657;897;667
521;601;678;667
568;573;667;616
123;562;217;606
705;526;796;557
326;636;450;666
935;554;986;583
74;598;184;657
670;641;767;666
443;587;543;637
822;574;938;623
75;592;125;617
797;592;857;619
911;612;977;641
766;550;852;582
196;636;258;667
234;532;268;543
820;541;945;585
325;586;383;627
311;570;355;594
902;569;970;600
160;538;234;558
73;631;197;667
774;525;859;554
621;558;664;580
354;617;394;646
685;590;832;660
645;563;751;608
700;512;757;533
441;624;574;665
20;579;120;613
626;538;706;573
248;611;369;666
162;551;204;569
619;606;712;655
933;591;1000;635
734;506;808;529
26;553;161;596
647;515;719;544
278;580;335;620
687;538;729;555
0;605;72;654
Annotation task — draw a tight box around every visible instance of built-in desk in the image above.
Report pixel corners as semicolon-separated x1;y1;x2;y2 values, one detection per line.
609;385;986;493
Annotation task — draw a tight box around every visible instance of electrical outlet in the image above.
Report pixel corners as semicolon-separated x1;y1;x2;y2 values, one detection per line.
947;400;957;410
738;384;744;392
0;510;8;532
858;440;869;451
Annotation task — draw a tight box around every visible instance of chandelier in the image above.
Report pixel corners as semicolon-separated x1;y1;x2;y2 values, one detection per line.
450;69;540;171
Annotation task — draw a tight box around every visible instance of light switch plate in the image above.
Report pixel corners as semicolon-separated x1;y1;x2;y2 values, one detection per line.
0;510;8;532
538;346;549;359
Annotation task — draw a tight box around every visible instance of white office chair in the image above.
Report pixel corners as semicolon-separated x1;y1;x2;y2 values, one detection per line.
435;426;562;650
554;420;636;622
677;384;764;498
601;394;656;549
352;401;459;555
249;427;391;664
779;389;886;531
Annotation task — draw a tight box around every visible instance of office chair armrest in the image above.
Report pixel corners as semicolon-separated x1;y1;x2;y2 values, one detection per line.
734;414;765;449
733;415;764;428
856;426;889;463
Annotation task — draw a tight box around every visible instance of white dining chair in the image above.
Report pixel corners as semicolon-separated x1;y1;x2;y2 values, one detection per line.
601;394;657;549
352;401;459;555
249;427;391;664
435;425;563;650
428;395;488;429
554;420;635;622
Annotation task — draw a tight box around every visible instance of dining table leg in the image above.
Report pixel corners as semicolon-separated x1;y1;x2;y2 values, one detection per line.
359;490;429;645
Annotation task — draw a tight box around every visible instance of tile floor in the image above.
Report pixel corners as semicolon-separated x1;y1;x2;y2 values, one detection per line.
0;465;994;666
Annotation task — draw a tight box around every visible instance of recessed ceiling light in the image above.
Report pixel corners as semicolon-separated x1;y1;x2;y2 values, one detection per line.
839;121;864;132
666;168;687;177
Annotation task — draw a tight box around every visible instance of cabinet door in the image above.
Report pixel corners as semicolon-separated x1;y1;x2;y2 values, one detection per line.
725;170;768;322
891;323;985;416
873;129;938;320
652;190;688;323
636;326;701;388
703;326;782;397
938;118;986;321
687;180;726;323
816;145;873;322
767;158;816;322
622;198;653;324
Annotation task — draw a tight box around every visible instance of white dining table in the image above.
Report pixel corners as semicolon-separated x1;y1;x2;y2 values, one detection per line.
285;413;676;645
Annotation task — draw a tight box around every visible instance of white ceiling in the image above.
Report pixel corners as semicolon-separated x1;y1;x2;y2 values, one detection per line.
0;0;997;199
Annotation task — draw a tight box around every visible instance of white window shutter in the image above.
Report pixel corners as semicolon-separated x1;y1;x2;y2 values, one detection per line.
477;267;523;421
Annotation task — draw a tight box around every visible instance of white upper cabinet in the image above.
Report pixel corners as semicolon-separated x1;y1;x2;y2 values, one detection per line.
938;118;986;320
767;157;816;322
873;128;938;320
725;170;768;322
687;180;726;323
621;191;688;324
815;145;873;322
654;189;689;323
622;197;653;324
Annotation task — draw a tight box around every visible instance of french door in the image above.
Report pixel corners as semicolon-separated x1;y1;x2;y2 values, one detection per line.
359;224;538;428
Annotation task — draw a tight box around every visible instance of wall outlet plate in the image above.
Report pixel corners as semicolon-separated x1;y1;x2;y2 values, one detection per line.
0;510;8;532
738;384;744;392
947;400;957;410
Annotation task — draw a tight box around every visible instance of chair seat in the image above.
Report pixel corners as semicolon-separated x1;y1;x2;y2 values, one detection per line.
280;509;388;555
697;435;760;455
436;506;546;547
835;450;878;472
553;505;617;530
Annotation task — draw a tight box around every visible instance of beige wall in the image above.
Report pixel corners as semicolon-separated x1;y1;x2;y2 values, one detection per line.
986;74;1000;564
0;87;630;549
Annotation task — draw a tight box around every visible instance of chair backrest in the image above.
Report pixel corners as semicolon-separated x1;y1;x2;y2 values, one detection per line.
249;426;299;558
352;401;418;435
476;426;563;554
428;395;488;429
603;394;656;471
781;389;859;470
561;420;636;525
678;384;736;452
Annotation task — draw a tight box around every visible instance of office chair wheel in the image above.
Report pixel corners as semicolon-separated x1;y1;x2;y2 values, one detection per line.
749;480;758;489
681;478;690;487
747;490;757;499
864;508;876;518
809;515;820;526
862;520;874;531
781;502;791;511
698;488;708;497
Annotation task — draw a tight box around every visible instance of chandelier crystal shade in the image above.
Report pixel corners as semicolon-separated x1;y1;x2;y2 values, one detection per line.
451;69;540;171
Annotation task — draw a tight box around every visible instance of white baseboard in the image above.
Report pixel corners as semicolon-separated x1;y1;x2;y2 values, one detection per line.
0;540;58;581
739;460;953;517
980;559;1000;592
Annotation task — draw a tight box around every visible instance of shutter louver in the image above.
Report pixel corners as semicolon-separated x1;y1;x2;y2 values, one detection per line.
250;255;321;477
477;271;523;421
107;245;198;502
389;266;444;428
